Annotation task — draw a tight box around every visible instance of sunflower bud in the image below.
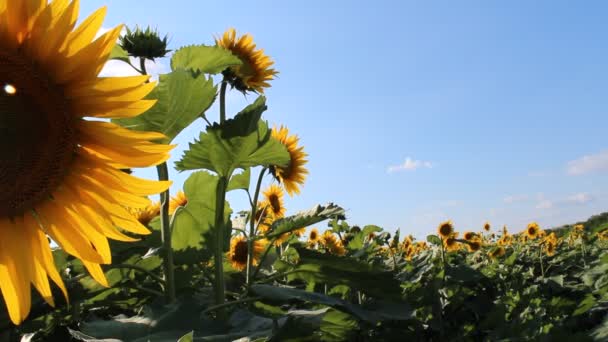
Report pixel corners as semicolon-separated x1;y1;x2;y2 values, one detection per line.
119;26;170;60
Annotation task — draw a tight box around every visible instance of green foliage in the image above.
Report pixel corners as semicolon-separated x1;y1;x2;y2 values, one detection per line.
171;45;243;75
114;69;216;144
170;171;232;264
176;96;290;177
264;203;345;239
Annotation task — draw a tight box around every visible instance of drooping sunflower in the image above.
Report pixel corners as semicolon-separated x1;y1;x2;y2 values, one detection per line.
227;235;266;271
169;190;188;215
0;0;173;324
262;184;285;219
130;201;161;226
270;126;309;196
437;220;454;239
526;222;540;239
215;28;278;93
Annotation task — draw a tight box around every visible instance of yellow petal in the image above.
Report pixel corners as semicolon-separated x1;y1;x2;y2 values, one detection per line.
36;202;104;264
23;214;68;304
0;219;32;324
81;260;109;288
62;6;106;56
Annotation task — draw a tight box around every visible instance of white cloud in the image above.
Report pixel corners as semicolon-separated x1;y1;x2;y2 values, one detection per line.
567;150;608;175
536;200;553;209
503;194;529;204
387;157;433;173
566;192;594;204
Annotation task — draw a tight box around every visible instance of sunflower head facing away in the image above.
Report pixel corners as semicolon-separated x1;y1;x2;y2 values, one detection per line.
438;221;454;239
131;201;161;226
262;184;285;219
169;190;188;215
228;235;266;271
526;222;540;239
0;0;173;324
215;28;278;93
270;126;309;196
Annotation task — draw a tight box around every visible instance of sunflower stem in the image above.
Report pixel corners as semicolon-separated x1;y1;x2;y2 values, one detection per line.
538;244;545;279
246;168;267;285
139;57;148;78
219;79;228;123
156;163;176;303
213;176;229;319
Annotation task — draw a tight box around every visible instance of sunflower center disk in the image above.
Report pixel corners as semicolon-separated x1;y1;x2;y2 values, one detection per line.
0;52;76;217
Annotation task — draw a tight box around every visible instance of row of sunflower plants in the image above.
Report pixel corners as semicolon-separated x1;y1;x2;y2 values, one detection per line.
3;1;608;341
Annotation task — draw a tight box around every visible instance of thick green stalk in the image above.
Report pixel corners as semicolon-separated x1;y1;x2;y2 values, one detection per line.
213;176;228;318
156;163;176;303
246;168;267;284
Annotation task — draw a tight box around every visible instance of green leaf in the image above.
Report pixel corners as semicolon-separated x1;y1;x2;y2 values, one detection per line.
177;331;194;342
171;44;242;74
573;294;596;316
171;171;232;264
276;247;403;300
114;69;216;143
227;168;251;192
426;234;441;246
319;309;358;342
265;203;345;239
176;96;290;177
109;44;130;63
252;284;384;323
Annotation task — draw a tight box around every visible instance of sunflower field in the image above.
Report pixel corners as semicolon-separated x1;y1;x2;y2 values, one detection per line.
2;1;608;341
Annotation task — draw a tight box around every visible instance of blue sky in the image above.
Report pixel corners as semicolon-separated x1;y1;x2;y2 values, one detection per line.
87;0;608;238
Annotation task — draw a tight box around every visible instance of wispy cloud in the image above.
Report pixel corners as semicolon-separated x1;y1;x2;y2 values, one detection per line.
535;192;594;210
567;150;608;175
387;157;433;173
503;194;529;204
566;192;594;204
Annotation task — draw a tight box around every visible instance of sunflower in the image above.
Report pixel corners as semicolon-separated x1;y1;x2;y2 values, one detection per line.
437;220;454;239
262;184;285;219
463;231;477;241
130;201;161;226
444;233;460;252
293;227;306;237
483;222;491;232
215;28;278;93
526;222;540;239
320;231;346;256
0;1;173;324
308;228;321;247
168;190;188;215
270;126;309;196
488;247;506;259
228;235;266;271
544;241;556;256
466;239;482;252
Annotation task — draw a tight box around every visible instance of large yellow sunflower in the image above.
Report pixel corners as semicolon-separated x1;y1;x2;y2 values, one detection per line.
320;231;346;256
215;28;278;93
227;235;266;271
262;184;285;219
0;1;172;324
526;222;540;239
270;126;308;196
169;190;188;215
